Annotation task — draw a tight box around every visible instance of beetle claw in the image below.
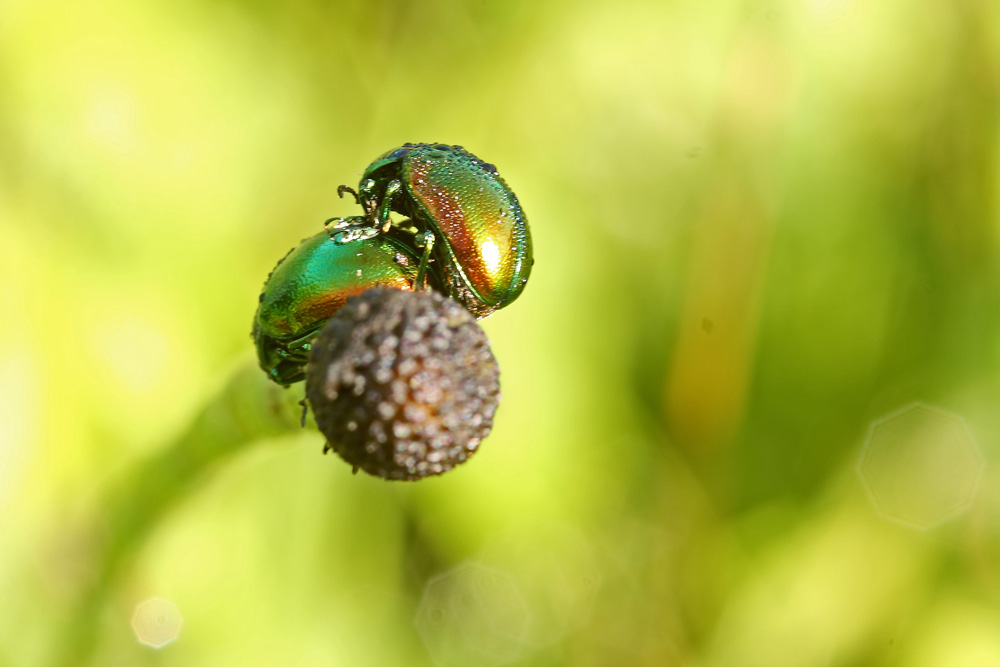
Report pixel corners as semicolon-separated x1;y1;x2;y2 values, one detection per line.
333;226;380;245
324;216;352;231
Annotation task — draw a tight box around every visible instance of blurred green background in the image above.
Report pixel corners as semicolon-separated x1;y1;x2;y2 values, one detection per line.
2;0;1000;664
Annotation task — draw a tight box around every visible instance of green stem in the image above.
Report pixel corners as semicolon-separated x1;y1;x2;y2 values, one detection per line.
53;362;305;666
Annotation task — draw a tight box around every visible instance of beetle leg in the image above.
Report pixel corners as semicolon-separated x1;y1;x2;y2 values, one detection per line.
414;230;436;291
284;332;316;356
298;397;309;428
372;179;403;234
331;226;380;244
274;334;312;367
325;215;380;245
358;178;378;215
326;180;403;244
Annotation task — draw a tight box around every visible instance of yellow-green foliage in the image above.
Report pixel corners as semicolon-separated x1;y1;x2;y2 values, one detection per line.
1;0;999;665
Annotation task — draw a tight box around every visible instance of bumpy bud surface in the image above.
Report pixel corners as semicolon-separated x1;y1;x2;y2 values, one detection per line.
305;288;500;480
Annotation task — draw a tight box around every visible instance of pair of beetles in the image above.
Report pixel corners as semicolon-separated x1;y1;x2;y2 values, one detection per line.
252;143;534;386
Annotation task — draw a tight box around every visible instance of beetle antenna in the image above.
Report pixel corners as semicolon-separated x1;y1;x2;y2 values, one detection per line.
337;185;360;204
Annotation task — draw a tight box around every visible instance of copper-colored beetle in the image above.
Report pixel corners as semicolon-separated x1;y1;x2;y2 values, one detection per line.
328;143;532;318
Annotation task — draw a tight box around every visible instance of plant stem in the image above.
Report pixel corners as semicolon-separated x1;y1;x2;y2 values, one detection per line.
53;361;305;666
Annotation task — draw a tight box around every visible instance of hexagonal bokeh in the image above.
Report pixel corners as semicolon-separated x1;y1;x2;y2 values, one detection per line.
415;562;530;667
131;597;182;648
858;403;983;529
478;518;601;649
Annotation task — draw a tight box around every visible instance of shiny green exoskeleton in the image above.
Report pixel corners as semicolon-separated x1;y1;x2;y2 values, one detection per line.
253;223;437;386
328;143;532;318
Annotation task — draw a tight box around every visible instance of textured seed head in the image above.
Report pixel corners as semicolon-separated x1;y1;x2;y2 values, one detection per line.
305;288;501;480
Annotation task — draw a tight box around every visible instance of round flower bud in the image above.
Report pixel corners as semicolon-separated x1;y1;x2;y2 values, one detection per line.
305;288;500;480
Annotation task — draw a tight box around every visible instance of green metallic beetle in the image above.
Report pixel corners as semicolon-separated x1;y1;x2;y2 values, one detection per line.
328;143;532;318
252;222;439;386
